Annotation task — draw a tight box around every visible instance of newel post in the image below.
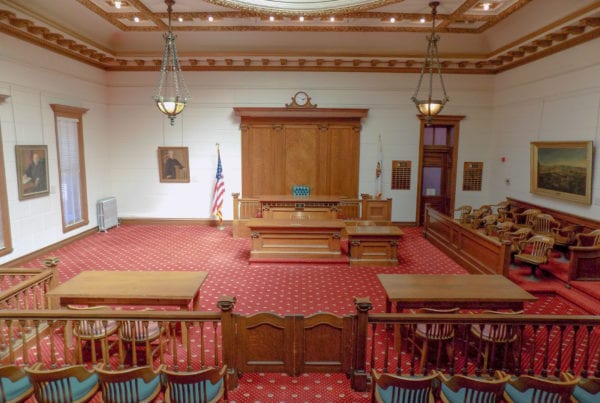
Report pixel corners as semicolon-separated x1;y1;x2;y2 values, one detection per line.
217;295;238;389
232;193;240;221
352;297;373;391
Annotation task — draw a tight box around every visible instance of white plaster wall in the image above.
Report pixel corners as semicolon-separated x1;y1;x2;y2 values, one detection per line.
490;39;600;217
0;35;111;264
106;70;495;222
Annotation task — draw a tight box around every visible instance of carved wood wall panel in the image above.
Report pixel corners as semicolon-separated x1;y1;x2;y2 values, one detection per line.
237;108;367;198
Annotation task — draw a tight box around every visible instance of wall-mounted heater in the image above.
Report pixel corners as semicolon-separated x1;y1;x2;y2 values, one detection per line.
97;197;118;232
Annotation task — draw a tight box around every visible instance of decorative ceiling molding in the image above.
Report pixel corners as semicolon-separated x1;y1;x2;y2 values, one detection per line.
0;1;599;74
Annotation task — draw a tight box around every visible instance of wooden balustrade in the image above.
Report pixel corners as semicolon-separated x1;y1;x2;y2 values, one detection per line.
1;297;599;394
0;268;57;310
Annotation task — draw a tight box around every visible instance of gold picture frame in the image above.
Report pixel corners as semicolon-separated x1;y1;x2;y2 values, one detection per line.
15;145;50;200
530;141;593;205
157;146;189;183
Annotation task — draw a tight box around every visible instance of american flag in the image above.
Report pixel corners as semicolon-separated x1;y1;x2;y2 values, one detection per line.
211;147;225;224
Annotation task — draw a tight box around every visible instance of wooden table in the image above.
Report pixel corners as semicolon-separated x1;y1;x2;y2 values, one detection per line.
377;274;537;313
47;271;208;345
346;226;404;267
247;218;346;260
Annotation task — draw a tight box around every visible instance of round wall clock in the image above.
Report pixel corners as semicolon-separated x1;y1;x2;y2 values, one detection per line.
286;91;316;108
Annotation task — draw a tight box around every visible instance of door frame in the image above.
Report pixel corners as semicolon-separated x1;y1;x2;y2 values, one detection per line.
415;115;465;225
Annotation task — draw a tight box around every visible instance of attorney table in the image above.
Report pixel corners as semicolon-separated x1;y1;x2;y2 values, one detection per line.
346;226;404;267
377;274;536;313
247;218;345;260
46;270;208;344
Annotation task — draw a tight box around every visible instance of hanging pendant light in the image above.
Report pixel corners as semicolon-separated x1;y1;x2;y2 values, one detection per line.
153;0;190;126
411;1;449;124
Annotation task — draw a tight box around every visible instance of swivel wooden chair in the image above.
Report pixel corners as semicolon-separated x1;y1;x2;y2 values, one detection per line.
162;366;228;403
469;310;523;371
514;235;554;276
436;371;510;403
68;305;118;364
512;209;541;229
501;372;579;403
454;205;472;224
371;369;439;403
531;213;561;237
24;364;99;403
412;307;460;372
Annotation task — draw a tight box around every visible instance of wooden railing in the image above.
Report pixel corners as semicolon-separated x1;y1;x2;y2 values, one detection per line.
423;206;512;276
1;297;599;393
0;268;57;310
232;193;392;237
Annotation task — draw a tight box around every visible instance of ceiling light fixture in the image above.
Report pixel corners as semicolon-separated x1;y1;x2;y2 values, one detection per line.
482;2;491;11
411;1;449;124
133;16;139;23
390;17;396;23
114;1;122;9
152;0;190;126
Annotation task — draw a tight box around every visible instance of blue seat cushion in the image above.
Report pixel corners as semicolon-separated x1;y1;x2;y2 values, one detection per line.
504;382;559;403
572;384;600;403
135;375;161;401
43;373;98;402
376;382;430;403
0;375;32;402
169;378;222;402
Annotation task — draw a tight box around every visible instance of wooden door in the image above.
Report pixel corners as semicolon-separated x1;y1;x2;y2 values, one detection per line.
416;116;464;226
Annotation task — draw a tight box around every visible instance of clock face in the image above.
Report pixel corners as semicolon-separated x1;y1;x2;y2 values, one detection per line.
294;91;309;106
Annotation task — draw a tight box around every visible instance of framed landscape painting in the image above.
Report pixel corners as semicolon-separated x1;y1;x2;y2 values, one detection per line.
15;145;49;200
530;141;593;204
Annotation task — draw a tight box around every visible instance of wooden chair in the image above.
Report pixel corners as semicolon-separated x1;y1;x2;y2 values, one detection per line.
412;307;460;372
0;365;33;403
371;369;439;403
501;372;580;403
493;201;511;220
514;235;554;276
24;364;99;403
162;366;228;403
453;205;472;224
563;373;600;403
500;227;532;257
118;311;169;366
531;213;561;237
552;224;583;250
574;229;600;247
68;305;118;364
512;209;541;229
469;310;523;371
96;365;162;403
436;371;510;403
474;214;498;231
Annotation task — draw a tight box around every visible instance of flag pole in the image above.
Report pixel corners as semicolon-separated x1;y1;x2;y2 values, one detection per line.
212;143;225;230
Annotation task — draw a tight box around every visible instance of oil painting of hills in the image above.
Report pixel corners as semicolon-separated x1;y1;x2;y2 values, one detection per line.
533;142;592;204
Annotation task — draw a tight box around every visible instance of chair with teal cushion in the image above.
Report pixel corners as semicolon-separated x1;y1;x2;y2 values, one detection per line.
0;365;33;403
562;373;600;403
24;364;99;403
162;366;227;403
96;365;162;403
502;372;579;403
371;369;439;403
436;371;510;403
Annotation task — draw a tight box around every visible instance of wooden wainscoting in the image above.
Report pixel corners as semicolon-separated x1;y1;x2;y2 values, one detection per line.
423;206;511;276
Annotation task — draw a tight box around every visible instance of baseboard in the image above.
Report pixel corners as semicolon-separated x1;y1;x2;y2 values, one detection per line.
119;217;231;226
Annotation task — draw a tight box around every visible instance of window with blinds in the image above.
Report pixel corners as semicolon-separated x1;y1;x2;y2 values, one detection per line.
0;127;12;256
51;105;89;232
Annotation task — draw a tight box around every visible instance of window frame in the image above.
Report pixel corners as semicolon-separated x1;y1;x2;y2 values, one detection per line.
50;104;89;233
0;126;13;256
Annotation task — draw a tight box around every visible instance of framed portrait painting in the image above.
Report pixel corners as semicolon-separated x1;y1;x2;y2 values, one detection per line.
530;141;593;205
157;146;189;183
15;145;50;200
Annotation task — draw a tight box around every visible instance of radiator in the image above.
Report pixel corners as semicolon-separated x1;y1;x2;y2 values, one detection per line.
97;197;118;232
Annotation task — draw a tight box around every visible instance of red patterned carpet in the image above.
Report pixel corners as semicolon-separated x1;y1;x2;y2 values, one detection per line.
20;224;599;402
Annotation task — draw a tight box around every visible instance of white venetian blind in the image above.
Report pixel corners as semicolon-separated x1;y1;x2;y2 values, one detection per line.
56;117;83;227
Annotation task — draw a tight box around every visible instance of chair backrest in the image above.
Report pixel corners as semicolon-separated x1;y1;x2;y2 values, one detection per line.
24;365;99;403
504;373;580;403
119;319;161;343
471;310;523;343
513;209;541;226
68;305;116;338
532;213;559;234
454;205;472;222
371;369;439;403
96;365;162;403
519;235;554;257
416;307;460;339
437;371;510;403
162;366;227;403
575;229;600;247
570;375;600;403
0;365;33;403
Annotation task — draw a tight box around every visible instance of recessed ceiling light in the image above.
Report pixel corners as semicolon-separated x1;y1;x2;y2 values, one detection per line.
114;1;122;9
133;16;139;23
269;16;275;22
390;17;396;23
208;15;214;22
178;16;183;22
420;17;426;24
482;2;491;11
330;16;335;22
299;16;304;22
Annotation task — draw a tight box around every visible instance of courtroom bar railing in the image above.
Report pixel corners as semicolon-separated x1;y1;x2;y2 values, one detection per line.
0;267;57;310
